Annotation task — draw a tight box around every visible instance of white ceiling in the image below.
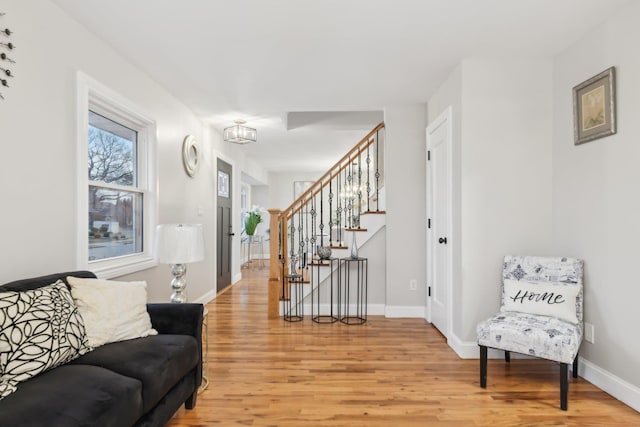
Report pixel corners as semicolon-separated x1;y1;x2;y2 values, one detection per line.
51;0;629;172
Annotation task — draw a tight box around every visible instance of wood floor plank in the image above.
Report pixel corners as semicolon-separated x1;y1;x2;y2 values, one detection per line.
167;269;640;426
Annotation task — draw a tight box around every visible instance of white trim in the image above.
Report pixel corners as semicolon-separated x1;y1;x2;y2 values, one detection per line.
276;304;424;319
385;305;425;318
193;288;218;305
76;71;158;278
279;303;386;317
447;335;640;412
448;334;479;359
425;106;454;338
579;357;640;412
232;272;243;284
448;334;534;360
92;257;156;279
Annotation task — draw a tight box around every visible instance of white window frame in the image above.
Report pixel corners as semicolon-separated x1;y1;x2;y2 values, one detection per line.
76;72;158;278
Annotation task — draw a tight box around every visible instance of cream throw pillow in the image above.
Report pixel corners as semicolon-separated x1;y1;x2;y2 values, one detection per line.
501;279;580;324
67;277;157;347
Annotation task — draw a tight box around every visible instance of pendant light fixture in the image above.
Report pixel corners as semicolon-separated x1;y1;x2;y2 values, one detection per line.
224;120;257;144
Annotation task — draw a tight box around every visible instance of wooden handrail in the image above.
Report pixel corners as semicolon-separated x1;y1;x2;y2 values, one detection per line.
279;122;384;221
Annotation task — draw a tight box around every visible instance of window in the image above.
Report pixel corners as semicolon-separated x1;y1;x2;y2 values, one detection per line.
77;73;157;278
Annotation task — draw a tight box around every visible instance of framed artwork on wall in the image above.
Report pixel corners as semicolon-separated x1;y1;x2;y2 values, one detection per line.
573;66;616;145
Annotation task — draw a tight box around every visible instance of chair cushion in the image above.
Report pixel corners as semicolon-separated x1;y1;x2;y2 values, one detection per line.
70;334;198;413
477;311;582;364
0;364;143;427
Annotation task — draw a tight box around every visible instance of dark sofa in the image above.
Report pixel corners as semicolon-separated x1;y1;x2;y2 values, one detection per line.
0;271;203;427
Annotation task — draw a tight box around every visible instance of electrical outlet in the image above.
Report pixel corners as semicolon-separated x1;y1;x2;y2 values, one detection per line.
585;322;595;343
409;279;417;291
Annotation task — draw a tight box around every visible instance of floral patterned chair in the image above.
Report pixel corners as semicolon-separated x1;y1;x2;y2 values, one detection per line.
476;255;584;410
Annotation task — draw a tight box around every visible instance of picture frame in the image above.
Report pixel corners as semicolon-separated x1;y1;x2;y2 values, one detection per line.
293;181;313;200
573;66;616;145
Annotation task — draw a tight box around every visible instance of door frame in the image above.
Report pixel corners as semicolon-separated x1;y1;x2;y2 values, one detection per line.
425;106;453;339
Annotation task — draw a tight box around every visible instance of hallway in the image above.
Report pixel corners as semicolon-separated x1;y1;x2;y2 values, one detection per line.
167;268;639;426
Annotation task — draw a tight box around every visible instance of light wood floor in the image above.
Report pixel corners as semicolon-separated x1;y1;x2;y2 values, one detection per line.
168;268;639;427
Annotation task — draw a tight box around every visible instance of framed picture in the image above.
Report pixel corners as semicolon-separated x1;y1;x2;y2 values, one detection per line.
293;181;313;199
573;66;616;145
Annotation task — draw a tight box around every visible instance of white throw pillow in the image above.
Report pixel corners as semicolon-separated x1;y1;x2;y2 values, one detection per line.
67;277;157;348
501;279;580;324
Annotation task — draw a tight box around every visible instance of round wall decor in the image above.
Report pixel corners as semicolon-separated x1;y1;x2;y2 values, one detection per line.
182;135;200;177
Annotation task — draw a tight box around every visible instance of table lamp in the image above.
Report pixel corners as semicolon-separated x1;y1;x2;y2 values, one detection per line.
155;224;205;303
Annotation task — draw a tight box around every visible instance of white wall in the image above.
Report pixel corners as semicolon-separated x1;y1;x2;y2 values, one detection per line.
267;171;323;212
428;60;554;350
383;105;427;312
0;0;254;303
459;59;554;341
552;1;640;391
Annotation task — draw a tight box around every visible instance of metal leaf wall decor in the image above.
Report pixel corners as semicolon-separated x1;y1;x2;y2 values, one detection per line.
0;12;15;100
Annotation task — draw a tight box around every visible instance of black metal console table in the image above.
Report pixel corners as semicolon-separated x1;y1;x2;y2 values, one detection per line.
310;257;339;323
339;257;368;325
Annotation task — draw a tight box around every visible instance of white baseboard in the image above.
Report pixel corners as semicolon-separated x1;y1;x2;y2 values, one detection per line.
192;288;217;305
278;305;424;318
232;272;242;284
446;334;640;412
385;305;425;318
579;357;640;412
278;303;386;317
448;334;478;359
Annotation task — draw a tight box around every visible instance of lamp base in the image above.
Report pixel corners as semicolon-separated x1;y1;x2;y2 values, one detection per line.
170;263;188;303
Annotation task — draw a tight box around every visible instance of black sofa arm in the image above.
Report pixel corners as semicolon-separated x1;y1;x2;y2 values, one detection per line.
147;303;203;389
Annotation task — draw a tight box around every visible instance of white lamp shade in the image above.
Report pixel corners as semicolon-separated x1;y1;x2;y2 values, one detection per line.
155;224;205;264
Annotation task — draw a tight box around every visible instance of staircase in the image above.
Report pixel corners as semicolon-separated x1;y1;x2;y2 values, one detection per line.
267;122;386;319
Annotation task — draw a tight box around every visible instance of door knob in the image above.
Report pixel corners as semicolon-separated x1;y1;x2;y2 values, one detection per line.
229;233;235;237
438;237;447;244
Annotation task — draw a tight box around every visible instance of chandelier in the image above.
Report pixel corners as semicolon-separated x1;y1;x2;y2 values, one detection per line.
224;120;257;144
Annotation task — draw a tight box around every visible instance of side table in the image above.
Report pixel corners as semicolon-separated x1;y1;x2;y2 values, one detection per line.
310;257;339;323
339;257;368;325
199;307;209;393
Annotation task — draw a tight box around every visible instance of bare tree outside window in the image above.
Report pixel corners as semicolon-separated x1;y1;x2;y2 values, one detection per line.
88;111;142;261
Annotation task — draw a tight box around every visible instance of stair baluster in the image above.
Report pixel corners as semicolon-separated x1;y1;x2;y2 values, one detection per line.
270;122;384;319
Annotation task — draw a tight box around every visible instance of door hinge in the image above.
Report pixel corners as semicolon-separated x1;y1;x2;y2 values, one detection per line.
428;286;431;297
427;150;431;161
428;218;431;229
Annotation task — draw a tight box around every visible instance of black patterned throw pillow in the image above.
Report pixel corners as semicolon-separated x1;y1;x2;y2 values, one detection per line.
0;280;92;399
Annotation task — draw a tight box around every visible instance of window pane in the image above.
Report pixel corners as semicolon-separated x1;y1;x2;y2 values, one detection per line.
88;186;143;261
88;111;137;186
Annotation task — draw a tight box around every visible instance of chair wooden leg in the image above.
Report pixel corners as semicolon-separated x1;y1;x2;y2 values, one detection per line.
480;345;487;388
573;353;579;378
560;363;568;410
504;350;510;363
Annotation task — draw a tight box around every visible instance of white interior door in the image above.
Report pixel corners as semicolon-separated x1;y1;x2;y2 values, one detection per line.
426;107;452;338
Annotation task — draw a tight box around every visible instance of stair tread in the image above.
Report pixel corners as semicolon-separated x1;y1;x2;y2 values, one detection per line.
329;245;348;249
362;210;386;215
345;228;367;232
